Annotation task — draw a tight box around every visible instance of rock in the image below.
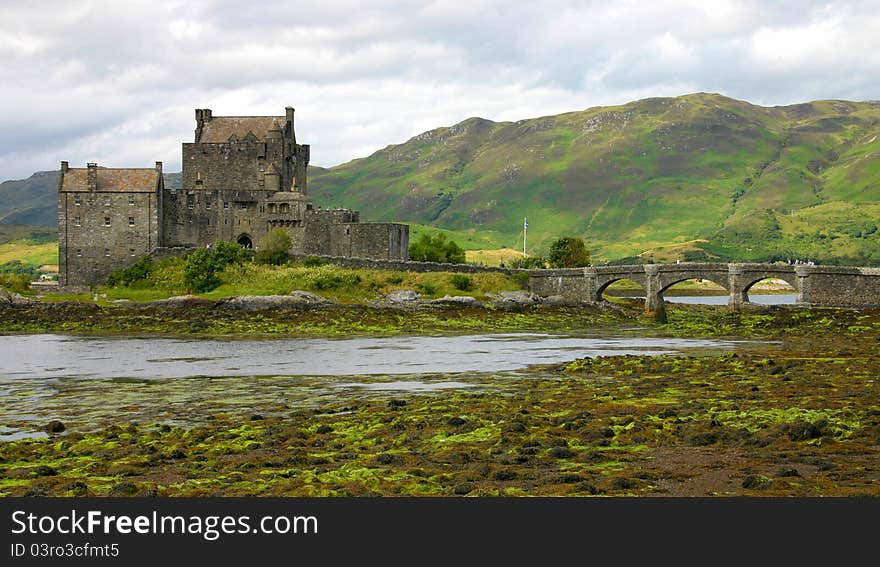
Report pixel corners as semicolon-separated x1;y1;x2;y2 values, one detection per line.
688;432;719;446
430;295;479;305
287;290;329;304
0;287;36;306
446;416;467;426
741;474;772;490
453;483;474;495
33;465;58;477
486;290;540;307
221;295;322;310
108;482;139;497
150;295;208;306
491;469;518;481
549;446;576;459
372;453;396;465
543;295;573;305
45;420;66;434
610;477;640;490
777;467;800;477
386;290;419;303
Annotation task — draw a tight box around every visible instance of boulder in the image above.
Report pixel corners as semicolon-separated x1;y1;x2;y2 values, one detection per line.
0;287;37;306
386;290;419;303
488;290;540;305
287;290;329;304
430;295;479;305
220;295;326;310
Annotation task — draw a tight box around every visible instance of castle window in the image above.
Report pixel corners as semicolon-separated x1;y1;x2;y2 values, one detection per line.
205;200;211;210
129;248;136;256
129;196;136;205
76;249;82;257
279;203;289;214
104;196;112;207
223;202;229;210
74;195;82;206
104;248;111;257
240;202;248;210
187;195;195;210
104;217;111;227
128;216;135;226
74;216;81;227
268;204;276;213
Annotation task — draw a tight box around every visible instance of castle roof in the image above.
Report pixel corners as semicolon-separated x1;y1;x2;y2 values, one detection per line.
60;167;161;193
199;116;286;143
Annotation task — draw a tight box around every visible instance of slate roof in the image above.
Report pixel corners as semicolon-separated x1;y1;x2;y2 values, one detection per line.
199;116;285;143
60;167;161;193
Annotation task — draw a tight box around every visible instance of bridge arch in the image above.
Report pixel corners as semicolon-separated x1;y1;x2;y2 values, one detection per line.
659;275;730;295
741;274;799;294
596;276;647;302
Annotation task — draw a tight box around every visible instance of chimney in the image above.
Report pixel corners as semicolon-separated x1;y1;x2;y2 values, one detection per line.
286;106;295;123
155;161;163;173
60;161;68;174
87;163;98;192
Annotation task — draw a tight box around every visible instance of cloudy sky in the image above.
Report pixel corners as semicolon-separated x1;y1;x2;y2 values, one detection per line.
1;0;879;180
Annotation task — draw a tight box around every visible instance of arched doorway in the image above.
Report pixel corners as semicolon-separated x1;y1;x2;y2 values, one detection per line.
237;234;253;249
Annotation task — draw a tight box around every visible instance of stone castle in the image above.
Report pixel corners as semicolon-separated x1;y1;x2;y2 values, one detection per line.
58;107;409;286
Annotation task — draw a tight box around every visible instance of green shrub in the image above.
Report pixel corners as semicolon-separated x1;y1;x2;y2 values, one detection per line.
183;240;250;292
0;273;31;294
303;256;327;268
416;282;438;296
509;256;547;269
213;240;251;266
548;237;591;268
106;255;153;287
0;260;37;277
310;272;361;291
513;272;531;289
385;275;403;284
255;229;292;266
450;274;472;291
183;249;223;292
409;233;466;264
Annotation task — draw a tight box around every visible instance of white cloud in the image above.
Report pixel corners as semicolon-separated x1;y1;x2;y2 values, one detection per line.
1;0;880;180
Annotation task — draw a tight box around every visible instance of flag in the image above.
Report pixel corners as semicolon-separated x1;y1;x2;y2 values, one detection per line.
524;218;528;230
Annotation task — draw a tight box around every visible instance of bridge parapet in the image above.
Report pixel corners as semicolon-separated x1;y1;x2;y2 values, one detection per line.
528;262;880;317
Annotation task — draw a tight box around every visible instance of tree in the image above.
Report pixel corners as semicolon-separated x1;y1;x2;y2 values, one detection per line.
183;240;250;292
255;229;292;265
408;233;466;264
548;237;591;268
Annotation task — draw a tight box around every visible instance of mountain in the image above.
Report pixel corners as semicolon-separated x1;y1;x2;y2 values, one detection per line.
308;93;880;264
3;93;880;264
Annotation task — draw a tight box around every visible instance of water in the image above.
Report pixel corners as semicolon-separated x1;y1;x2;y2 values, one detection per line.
0;332;755;438
0;333;744;380
666;294;798;305
616;294;798;306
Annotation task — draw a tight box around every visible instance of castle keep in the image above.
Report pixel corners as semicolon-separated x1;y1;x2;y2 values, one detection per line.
58;107;409;286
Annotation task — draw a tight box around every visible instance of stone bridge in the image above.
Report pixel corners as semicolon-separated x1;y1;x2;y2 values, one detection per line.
529;262;880;319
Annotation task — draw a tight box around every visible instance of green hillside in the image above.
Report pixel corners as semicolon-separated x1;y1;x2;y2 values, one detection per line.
309;93;880;264
2;94;880;264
